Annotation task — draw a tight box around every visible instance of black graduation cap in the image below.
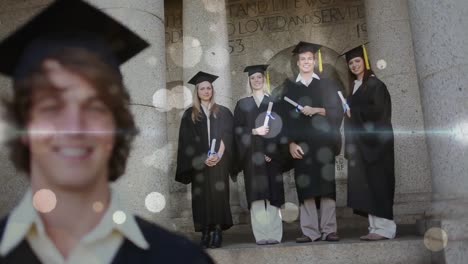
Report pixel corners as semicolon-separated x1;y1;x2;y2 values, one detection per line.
340;42;370;62
243;65;269;76
188;71;219;85
292;41;322;54
0;0;149;80
340;42;371;69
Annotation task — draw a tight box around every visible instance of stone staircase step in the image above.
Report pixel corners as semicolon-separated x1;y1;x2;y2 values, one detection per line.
180;224;429;264
206;237;430;264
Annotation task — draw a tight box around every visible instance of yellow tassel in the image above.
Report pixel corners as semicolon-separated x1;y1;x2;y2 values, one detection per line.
266;71;271;94
318;49;323;73
362;44;370;70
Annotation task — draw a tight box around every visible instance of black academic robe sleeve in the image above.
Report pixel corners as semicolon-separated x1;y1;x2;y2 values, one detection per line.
358;79;391;123
175;109;196;184
347;77;393;162
272;80;294;172
233;101;250;169
216;106;236;180
218;106;234;156
321;78;344;155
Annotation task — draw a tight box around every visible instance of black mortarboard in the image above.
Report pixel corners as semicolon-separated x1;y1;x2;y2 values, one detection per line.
292;41;322;54
340;42;370;63
0;0;149;80
340;43;371;69
243;65;269;76
188;71;219;85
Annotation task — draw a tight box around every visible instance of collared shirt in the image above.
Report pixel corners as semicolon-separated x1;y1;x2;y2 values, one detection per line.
353;79;363;95
0;188;149;264
296;73;320;87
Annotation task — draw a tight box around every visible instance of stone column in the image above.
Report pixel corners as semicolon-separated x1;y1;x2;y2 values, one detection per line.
363;0;432;223
182;0;243;224
90;0;170;227
0;0;54;219
182;0;232;107
407;0;468;263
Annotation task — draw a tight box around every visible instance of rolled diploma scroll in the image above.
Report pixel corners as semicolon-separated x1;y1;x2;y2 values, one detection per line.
263;102;273;127
284;96;304;111
209;138;216;157
337;91;350;112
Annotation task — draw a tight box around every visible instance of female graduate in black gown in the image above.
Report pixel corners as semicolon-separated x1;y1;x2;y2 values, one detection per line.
342;44;396;241
175;71;233;248
233;65;285;245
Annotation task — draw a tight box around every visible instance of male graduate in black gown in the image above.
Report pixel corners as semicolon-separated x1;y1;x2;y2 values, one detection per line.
0;0;213;263
274;42;343;243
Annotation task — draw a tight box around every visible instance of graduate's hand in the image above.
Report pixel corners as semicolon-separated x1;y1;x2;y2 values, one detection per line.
289;142;304;159
301;106;314;116
254;126;270;136
265;155;272;162
301;106;326;117
317;107;326;116
205;154;219;167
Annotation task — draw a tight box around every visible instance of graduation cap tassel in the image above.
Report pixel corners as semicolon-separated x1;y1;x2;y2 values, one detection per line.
318;49;323;73
266;70;271;94
362;44;371;70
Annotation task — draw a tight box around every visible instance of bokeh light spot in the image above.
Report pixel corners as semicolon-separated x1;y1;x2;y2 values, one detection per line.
146;56;158;67
254;209;269;225
376;59;387;70
145;192;166;213
252;152;265;165
112;210;127;225
202;0;225;13
424;227;448;252
33;189;57;213
296;174;310;188
92;201;104;213
280;202;299;223
215;181;225;191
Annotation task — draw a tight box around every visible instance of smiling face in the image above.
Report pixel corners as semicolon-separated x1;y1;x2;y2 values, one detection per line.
348;56;365;78
197;81;213;103
249;72;264;91
25;60;116;191
297;51;316;75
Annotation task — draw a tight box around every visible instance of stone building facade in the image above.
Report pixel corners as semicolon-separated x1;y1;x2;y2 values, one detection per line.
0;0;466;263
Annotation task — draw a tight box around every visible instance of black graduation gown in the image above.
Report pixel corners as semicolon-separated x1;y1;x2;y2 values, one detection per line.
0;216;214;264
274;78;343;203
175;105;233;232
344;76;395;220
233;95;285;209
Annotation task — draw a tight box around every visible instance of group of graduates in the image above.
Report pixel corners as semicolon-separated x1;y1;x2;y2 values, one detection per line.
176;41;396;249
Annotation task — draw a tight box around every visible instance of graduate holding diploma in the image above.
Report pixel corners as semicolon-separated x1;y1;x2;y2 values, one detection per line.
175;71;234;249
274;42;343;243
233;65;285;245
341;44;396;241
